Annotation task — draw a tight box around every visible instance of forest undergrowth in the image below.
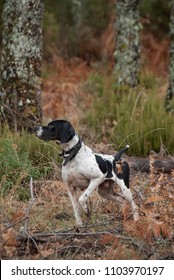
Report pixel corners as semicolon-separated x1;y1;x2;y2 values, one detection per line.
1;0;174;261
1;48;174;261
0;130;173;260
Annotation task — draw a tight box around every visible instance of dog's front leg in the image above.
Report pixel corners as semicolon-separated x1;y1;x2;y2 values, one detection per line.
79;177;104;215
67;186;83;226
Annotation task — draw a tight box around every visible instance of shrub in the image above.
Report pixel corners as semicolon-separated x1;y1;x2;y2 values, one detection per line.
82;73;174;156
0;128;61;198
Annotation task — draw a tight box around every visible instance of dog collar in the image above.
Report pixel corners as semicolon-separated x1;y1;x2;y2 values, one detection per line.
58;137;82;166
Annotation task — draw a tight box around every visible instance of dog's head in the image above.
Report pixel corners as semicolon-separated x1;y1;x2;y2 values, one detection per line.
34;120;75;143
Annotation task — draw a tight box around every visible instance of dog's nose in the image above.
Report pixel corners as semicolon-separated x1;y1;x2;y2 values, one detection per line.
33;125;43;136
34;125;40;133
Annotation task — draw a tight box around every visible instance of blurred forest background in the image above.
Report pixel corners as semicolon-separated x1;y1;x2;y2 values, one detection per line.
0;0;173;155
0;0;174;260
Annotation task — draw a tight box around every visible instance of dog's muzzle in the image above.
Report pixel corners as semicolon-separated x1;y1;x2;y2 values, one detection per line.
34;125;43;138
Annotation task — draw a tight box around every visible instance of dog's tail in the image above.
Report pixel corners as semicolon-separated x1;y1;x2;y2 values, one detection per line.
114;145;129;161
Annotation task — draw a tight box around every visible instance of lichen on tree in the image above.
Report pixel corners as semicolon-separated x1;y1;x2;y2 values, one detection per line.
165;0;174;113
114;0;141;87
0;0;44;131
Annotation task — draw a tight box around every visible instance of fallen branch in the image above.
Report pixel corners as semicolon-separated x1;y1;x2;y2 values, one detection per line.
130;157;174;173
23;230;131;243
19;229;154;259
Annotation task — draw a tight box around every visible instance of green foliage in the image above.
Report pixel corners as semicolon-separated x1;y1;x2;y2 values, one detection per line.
42;0;170;59
0;128;61;198
140;0;170;35
83;73;174;156
43;12;60;46
43;0;112;58
82;0;112;36
0;2;2;44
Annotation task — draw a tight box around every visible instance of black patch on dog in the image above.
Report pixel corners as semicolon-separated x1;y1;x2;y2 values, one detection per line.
95;155;113;178
57;120;75;143
95;155;107;174
105;160;113;178
116;161;130;188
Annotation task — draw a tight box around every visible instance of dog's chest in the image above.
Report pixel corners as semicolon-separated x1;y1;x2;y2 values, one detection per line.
62;161;90;190
61;146;95;189
62;145;108;188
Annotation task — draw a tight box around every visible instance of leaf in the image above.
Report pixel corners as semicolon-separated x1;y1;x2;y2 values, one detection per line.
2;228;17;257
160;223;173;240
151;223;161;239
2;228;17;247
40;248;55;259
144;196;164;204
100;234;117;245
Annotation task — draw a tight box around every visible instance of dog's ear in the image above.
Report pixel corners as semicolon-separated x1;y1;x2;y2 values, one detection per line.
58;121;75;143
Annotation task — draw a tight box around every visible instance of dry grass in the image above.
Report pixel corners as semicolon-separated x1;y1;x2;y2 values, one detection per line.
1;165;174;260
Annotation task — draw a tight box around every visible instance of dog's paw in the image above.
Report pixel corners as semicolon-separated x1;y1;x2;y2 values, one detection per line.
76;218;83;227
133;207;139;222
78;196;90;215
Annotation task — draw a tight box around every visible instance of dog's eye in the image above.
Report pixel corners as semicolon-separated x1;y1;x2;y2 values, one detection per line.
48;125;55;130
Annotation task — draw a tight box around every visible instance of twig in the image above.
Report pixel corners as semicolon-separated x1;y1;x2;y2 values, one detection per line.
133;187;145;201
16;178;39;252
23;230;40;254
31;230;131;241
23;177;35;234
30;177;34;201
1;217;28;233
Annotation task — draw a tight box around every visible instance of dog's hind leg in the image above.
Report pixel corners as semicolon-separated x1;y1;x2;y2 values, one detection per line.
116;178;139;221
97;181;124;203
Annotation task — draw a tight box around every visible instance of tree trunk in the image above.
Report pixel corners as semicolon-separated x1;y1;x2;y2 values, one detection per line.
165;0;174;113
0;0;44;131
72;0;82;28
114;0;141;87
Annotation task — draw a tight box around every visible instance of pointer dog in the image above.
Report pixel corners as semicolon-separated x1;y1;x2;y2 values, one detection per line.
34;120;138;226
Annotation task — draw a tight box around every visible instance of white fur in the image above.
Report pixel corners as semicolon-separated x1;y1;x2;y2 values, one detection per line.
35;126;43;138
61;135;139;226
